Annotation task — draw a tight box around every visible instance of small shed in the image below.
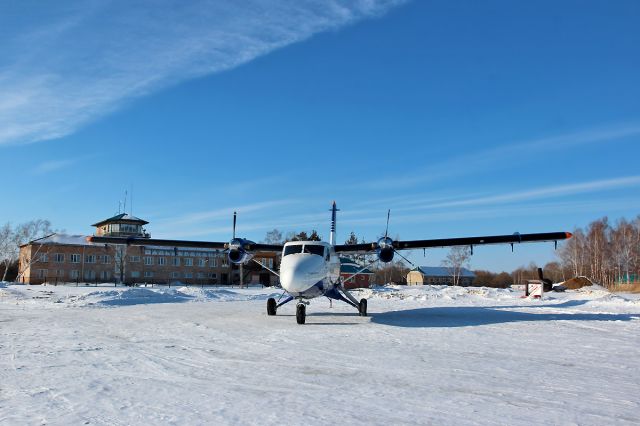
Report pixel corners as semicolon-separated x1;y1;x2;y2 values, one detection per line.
407;266;475;286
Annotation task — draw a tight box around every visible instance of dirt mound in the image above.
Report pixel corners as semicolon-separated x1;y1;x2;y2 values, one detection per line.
560;276;594;289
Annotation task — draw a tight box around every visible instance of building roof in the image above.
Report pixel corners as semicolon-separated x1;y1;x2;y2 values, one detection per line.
92;213;149;227
24;233;96;247
414;266;476;278
340;257;374;274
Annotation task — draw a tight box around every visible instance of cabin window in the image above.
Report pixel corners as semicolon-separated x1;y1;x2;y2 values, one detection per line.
283;245;303;256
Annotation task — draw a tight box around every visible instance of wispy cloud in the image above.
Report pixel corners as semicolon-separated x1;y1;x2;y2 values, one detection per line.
354;123;640;190
428;176;640;209
31;156;93;175
0;1;406;146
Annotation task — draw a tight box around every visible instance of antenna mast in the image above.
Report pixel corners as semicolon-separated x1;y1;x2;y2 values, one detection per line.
329;201;339;246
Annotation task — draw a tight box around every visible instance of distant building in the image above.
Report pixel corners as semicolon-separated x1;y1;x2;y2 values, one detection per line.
340;257;374;289
18;213;277;286
406;266;475;286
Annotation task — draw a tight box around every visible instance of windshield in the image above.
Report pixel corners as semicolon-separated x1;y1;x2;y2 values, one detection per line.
303;245;325;256
283;245;303;256
283;244;325;257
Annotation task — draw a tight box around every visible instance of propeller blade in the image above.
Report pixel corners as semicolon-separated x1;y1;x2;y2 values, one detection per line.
393;249;416;268
385;209;390;238
233;211;237;239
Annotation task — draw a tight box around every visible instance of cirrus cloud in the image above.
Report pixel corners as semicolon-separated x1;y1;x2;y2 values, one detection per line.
0;0;406;146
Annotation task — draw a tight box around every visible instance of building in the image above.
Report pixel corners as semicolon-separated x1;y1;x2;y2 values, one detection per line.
406;266;476;286
18;213;278;286
340;257;374;289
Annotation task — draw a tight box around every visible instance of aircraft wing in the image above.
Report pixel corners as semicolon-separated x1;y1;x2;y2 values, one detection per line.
334;232;572;253
87;236;284;252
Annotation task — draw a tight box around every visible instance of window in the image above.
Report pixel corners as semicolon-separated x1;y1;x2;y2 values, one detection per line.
70;270;80;279
184;258;193;267
130;271;140;278
172;258;180;266
303;245;325;257
100;270;110;280
196;272;205;279
208;273;217;279
157;257;166;266
56;269;65;278
144;256;153;265
197;258;206;267
37;269;48;278
38;254;48;263
84;270;96;280
210;257;217;267
130;256;141;262
85;255;96;264
259;258;274;268
171;271;180;278
184;272;193;279
70;254;80;263
284;245;303;256
53;253;65;263
144;271;153;278
101;255;111;264
222;257;229;267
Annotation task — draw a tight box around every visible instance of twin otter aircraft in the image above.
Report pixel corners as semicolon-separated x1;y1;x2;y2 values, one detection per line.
89;202;572;324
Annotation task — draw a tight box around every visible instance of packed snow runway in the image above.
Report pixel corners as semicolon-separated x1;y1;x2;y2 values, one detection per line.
1;283;639;425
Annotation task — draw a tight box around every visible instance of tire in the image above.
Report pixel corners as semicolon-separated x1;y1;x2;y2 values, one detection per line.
296;304;306;325
359;298;367;317
267;298;277;316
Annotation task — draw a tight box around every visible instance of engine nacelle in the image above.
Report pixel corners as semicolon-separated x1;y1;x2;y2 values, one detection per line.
376;237;395;263
227;238;255;265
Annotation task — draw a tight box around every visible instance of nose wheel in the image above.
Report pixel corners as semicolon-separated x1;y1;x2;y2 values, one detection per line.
267;298;277;316
296;303;306;324
358;298;367;317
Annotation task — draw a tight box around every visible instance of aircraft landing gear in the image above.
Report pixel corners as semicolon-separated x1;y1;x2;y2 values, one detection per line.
296;303;306;324
267;298;277;316
358;298;367;317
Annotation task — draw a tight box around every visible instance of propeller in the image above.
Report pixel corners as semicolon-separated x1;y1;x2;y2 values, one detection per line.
375;209;415;267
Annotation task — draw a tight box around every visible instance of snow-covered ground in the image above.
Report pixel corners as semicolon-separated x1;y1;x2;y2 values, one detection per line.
1;282;639;425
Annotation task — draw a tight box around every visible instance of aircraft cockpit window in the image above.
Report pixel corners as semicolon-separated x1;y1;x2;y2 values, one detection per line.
283;245;303;256
303;245;325;257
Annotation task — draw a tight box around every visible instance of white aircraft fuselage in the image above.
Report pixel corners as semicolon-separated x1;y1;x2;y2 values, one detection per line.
279;241;341;299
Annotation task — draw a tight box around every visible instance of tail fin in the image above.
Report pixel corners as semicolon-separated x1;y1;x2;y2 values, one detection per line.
329;201;339;246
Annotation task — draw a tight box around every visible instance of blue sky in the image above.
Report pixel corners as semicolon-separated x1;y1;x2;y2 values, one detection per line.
2;0;639;272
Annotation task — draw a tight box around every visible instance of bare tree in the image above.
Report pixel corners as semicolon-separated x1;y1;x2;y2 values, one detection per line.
262;229;283;245
0;223;13;281
372;260;410;285
3;220;53;282
442;246;471;286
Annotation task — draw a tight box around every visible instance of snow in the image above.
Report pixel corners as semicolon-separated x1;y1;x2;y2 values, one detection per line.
1;283;639;425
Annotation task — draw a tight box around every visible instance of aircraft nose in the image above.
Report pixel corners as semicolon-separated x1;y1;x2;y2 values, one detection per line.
280;254;325;294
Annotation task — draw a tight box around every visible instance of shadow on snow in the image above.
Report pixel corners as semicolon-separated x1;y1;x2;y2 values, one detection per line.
371;306;638;328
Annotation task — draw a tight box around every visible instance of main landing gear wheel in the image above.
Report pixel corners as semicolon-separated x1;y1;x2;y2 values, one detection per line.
296;303;306;325
267;298;277;316
358;298;367;317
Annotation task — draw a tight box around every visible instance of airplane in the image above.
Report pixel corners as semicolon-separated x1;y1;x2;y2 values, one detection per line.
88;202;572;324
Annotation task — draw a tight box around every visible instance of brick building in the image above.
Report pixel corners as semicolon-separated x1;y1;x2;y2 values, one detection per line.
19;213;277;286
